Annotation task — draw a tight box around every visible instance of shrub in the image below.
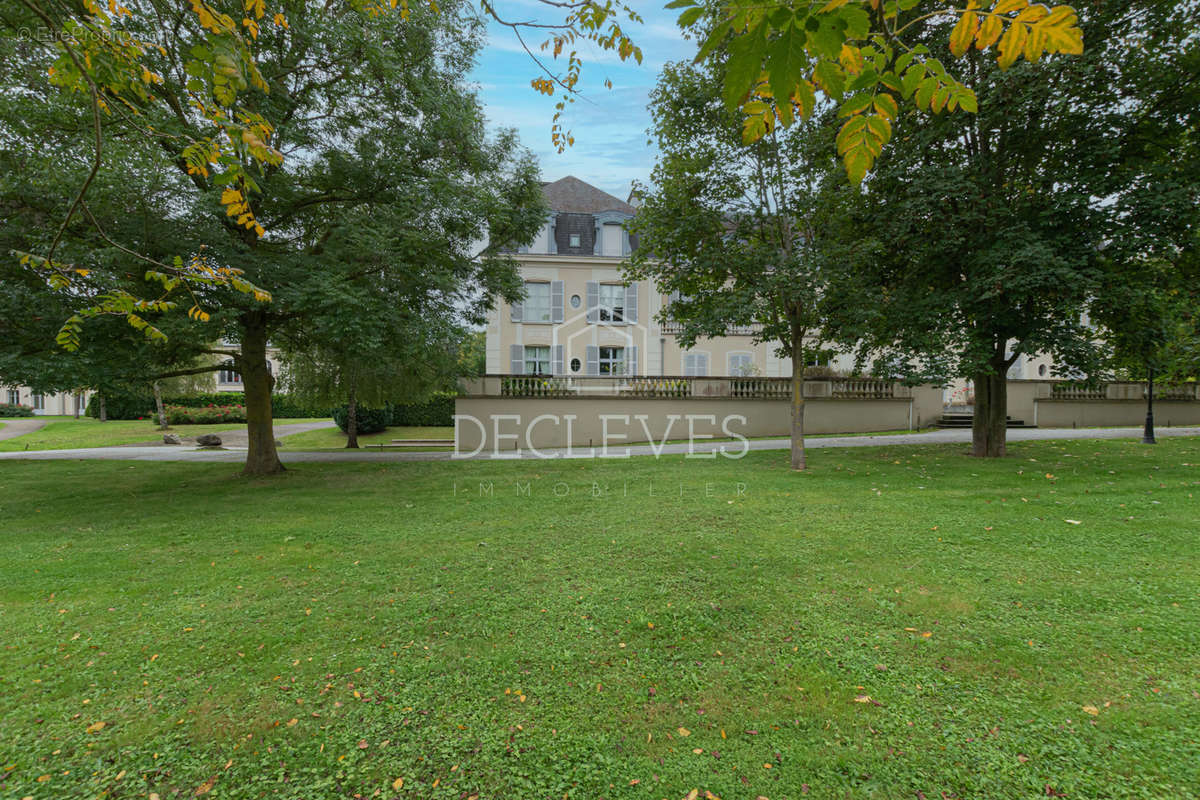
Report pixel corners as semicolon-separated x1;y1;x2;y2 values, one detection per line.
88;390;324;420
0;403;35;417
85;392;153;420
332;405;390;435
390;393;455;427
164;404;247;425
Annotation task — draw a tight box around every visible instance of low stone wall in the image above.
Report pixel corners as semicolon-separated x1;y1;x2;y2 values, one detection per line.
1006;380;1200;428
1034;400;1200;428
454;388;943;453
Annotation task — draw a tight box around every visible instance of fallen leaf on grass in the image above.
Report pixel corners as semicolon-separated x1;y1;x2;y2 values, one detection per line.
677;726;690;737
1017;754;1030;763
1082;705;1100;716
195;777;215;795
391;777;404;790
1065;520;1082;525
85;721;106;734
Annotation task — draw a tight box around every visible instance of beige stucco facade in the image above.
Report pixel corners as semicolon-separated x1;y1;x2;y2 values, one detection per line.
2;385;90;416
486;254;855;379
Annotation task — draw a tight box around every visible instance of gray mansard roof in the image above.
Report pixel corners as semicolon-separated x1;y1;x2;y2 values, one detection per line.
541;176;636;216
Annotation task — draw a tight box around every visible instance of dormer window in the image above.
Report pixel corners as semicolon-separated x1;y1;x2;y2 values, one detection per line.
569;234;581;248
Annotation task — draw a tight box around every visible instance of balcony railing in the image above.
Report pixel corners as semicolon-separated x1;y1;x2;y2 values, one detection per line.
486;375;905;400
659;320;762;336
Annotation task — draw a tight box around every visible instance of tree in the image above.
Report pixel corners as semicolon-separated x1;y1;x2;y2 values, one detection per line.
627;57;859;470
829;0;1197;457
278;259;485;449
2;1;546;475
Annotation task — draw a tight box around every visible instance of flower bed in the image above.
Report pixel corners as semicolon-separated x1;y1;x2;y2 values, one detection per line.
163;404;247;425
0;403;35;417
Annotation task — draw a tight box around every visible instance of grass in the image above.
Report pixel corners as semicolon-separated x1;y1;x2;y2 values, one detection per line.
1;438;1198;799
0;417;328;452
283;425;454;451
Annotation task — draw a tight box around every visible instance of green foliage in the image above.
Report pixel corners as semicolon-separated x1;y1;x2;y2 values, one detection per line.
85;391;323;420
4;440;1200;797
390;394;456;427
163;404;247;425
331;405;390;435
0;403;34;417
668;0;1083;182
825;1;1197;453
84;392;153;421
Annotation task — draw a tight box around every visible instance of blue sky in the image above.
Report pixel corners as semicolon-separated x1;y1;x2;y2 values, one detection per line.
467;2;694;200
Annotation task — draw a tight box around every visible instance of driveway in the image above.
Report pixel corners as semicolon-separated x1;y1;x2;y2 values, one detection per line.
0;418;47;442
0;425;1195;463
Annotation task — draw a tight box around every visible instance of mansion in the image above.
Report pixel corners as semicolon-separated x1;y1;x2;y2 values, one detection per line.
488;176;1055;385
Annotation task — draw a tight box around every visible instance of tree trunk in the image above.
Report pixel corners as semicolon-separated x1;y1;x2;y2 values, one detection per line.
345;385;359;449
98;395;107;422
789;323;807;471
152;381;168;430
73;394;81;419
240;314;284;476
971;361;1008;458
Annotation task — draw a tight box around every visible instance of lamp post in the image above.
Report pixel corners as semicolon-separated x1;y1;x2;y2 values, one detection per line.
1142;364;1156;445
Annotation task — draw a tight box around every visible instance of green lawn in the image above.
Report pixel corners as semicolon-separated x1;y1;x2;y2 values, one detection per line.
0;417;328;452
1;439;1198;799
283;425;454;451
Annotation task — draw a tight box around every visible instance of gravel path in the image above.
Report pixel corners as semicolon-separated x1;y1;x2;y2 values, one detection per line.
0;425;1195;463
0;418;47;442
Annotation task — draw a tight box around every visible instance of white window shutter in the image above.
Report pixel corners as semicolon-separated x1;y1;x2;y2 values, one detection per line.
624;283;638;324
586;281;599;323
628;346;638;376
510;344;524;375
552;345;564;375
586;346;599;375
551;280;564;323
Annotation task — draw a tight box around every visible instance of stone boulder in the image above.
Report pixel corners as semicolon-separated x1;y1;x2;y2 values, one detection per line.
195;434;222;447
162;433;182;445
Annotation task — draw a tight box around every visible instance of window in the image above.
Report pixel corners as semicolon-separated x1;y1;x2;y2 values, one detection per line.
569;233;581;248
729;353;754;376
1039;364;1047;377
570;294;581;309
598;284;625;323
805;352;832;367
523;281;551;323
32;393;45;410
570;357;581;373
598;346;625;375
683;353;709;376
524;346;551;375
6;389;18;405
218;362;241;384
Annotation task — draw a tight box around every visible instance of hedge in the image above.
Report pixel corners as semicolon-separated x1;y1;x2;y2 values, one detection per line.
164;404;247;424
0;403;35;418
332;405;391;435
87;391;326;420
390;393;455;427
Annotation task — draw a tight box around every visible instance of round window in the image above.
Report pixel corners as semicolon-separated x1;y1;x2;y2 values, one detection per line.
570;294;582;309
570;357;582;373
1038;364;1047;377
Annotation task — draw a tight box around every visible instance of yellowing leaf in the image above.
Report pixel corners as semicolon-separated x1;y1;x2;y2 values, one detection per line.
1082;705;1100;716
392;777;404;790
85;721;106;733
677;726;691;737
949;2;980;57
